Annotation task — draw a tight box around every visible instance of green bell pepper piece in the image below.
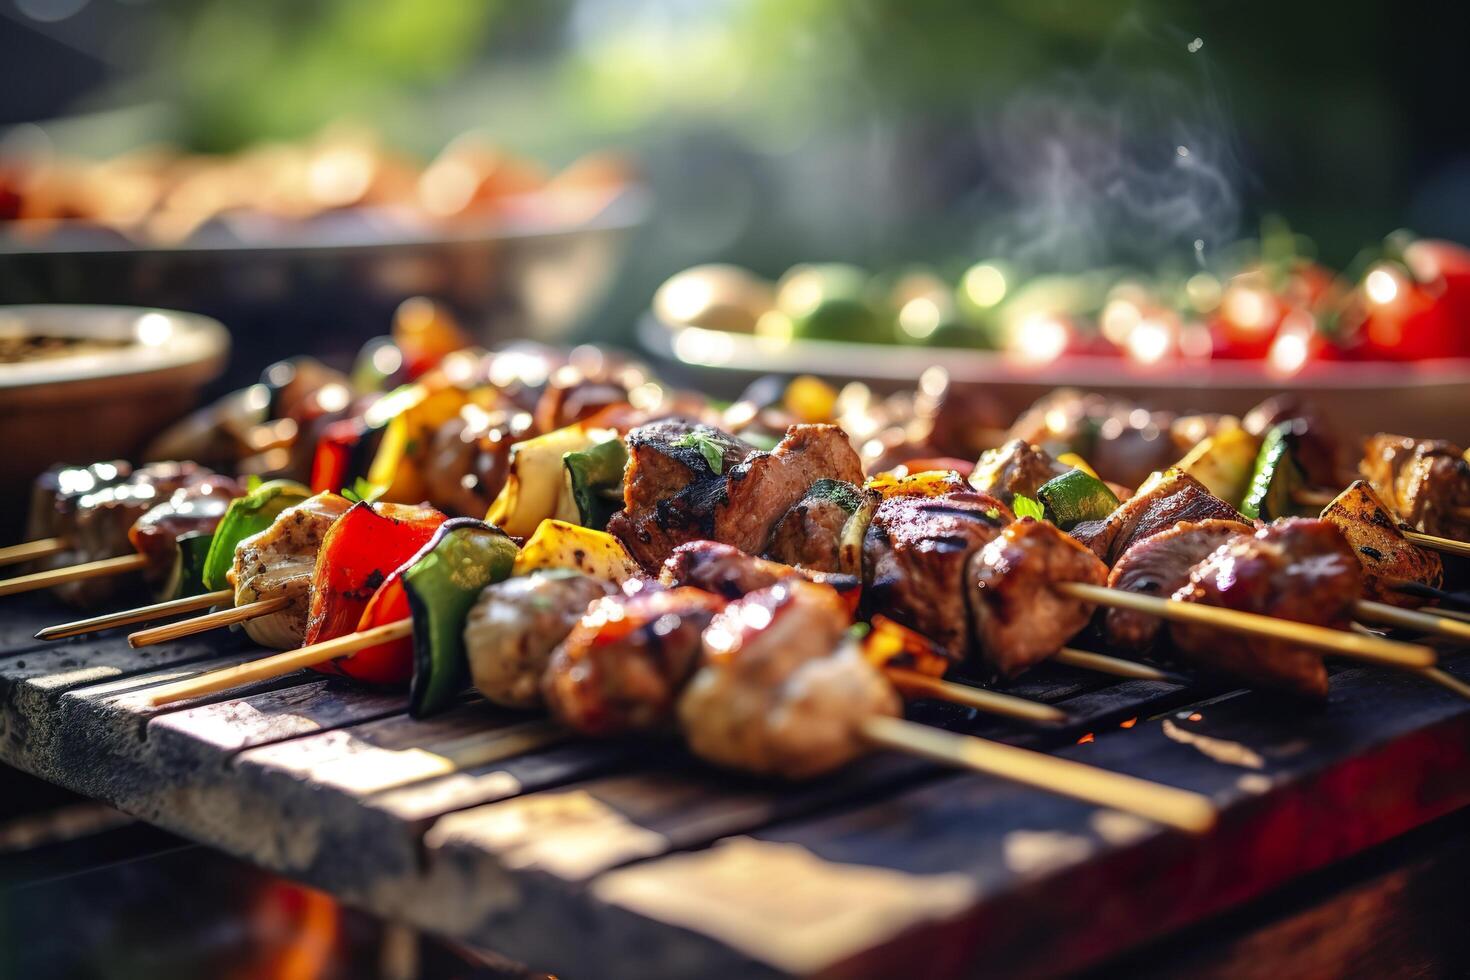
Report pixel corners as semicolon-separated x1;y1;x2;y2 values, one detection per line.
1036;468;1120;530
160;531;217;601
563;437;629;531
406;517;519;717
201;480;311;591
1240;423;1313;521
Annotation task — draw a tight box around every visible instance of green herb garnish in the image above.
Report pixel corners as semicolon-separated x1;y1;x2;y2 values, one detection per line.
1012;494;1045;521
341;477;386;505
674;432;727;475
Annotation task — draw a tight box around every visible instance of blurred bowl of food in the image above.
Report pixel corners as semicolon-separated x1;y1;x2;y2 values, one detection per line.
642;240;1470;438
0;127;649;389
0;304;228;537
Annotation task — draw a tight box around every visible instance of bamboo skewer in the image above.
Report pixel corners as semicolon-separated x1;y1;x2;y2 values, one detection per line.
129;596;291;648
0;553;150;599
885;668;1066;724
35;590;232;641
1403;530;1470;559
1054;646;1173;682
1055;582;1436;670
145;618;1070;727
0;537;67;568
144;618;412;706
860;716;1216;834
1354;599;1470;644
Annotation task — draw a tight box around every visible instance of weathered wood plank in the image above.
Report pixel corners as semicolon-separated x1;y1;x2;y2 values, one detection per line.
570;660;1470;980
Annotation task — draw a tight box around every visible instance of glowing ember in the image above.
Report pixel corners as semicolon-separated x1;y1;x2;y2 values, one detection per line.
1119;717;1138;729
1076;732;1095;745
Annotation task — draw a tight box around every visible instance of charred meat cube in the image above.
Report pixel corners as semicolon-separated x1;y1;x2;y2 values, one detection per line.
862;490;1013;659
231;492;353;649
608;422;863;571
128;476;244;585
1243;395;1340;488
969;438;1069;508
763;479;871;572
621;419;754;515
1170;518;1362;699
1320;480;1443;606
543;584;727;736
680;580;898;779
1070;469;1246;566
1104;518;1252;651
1361;434;1470;539
660;540;861;612
966;518;1109;677
53;462;223;607
463;570;616;709
25;460;133;544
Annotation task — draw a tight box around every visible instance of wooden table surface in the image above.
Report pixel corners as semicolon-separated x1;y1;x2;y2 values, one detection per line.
1;595;1468;979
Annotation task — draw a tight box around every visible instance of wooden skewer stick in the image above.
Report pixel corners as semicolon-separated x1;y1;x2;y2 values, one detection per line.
1354;599;1470;645
128;596;291;648
1421;667;1470;701
35;589;232;641
0;553;149;599
885;668;1066;725
1055;582;1436;670
143;618;412;707
860;715;1217;834
1402;530;1470;559
1053;646;1173;682
0;537;67;568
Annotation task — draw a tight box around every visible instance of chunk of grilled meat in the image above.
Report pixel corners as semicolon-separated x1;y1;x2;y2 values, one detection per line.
1244;395;1340;488
660;540;861;613
1320;480;1443;606
609;422;864;571
680;581;899;779
25;460;133;545
423;406;535;517
969;439;1069;508
1361;434;1470;539
230;492;353;649
53;462;223;607
763;479;871;572
967;518;1109;677
543;584;727;736
128;476;244;586
1005;389;1184;489
862;490;1013;660
1170;518;1362;699
1071;469;1246;566
463;569;616;709
1104;519;1252;651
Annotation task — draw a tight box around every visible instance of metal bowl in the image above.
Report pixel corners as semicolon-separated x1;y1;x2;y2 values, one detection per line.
0;304;229;540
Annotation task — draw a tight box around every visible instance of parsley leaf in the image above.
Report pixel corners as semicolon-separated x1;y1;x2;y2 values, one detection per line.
341;478;386;505
673;432;727;475
1012;494;1045;521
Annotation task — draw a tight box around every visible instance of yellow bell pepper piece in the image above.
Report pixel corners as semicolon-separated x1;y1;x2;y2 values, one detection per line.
512;519;641;584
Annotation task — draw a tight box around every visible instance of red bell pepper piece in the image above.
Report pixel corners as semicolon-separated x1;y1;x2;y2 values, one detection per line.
322;569;413;685
302;501;446;649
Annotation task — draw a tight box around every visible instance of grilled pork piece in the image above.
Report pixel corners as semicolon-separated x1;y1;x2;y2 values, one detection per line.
128;476;244;586
680;580;899;779
423;406;535;517
1071;470;1246;566
463;569;615;709
660;540;861;612
1361;434;1470;539
1104;519;1252;651
862;490;1013;659
543;584;726;736
53;462;223;607
25;460;133;546
1320;480;1443;605
969;439;1069;508
608;421;863;571
967;518;1109;677
230;492;352;649
1170;518;1362;699
764;479;871;572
